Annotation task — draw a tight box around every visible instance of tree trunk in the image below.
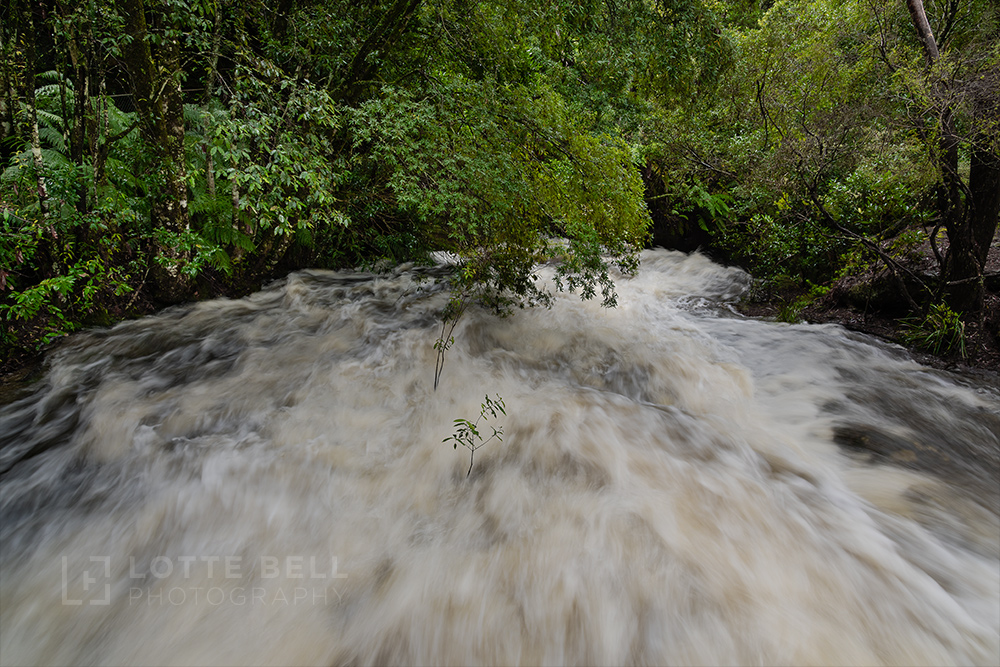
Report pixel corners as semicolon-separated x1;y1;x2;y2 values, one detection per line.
202;7;222;198
159;31;189;234
27;108;50;224
59;6;91;215
0;18;17;146
69;30;90;212
968;141;1000;267
905;0;938;64
88;28;103;201
968;68;1000;270
231;166;243;261
118;0;192;302
20;0;60;275
937;109;981;311
905;0;993;314
340;0;423;101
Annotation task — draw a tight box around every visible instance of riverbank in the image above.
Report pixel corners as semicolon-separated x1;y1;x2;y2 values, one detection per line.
4;251;998;403
738;289;999;380
737;236;1000;379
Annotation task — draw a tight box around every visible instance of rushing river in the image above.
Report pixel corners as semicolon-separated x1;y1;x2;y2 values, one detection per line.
1;249;998;666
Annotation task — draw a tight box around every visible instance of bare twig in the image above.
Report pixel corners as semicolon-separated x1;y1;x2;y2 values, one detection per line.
433;293;466;390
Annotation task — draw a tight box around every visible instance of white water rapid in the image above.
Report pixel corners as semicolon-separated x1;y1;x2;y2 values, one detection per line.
1;249;998;666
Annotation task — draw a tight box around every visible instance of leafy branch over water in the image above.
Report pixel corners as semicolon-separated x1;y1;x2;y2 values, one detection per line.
443;394;505;478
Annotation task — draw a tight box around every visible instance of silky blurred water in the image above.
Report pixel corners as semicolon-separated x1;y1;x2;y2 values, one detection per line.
1;249;997;666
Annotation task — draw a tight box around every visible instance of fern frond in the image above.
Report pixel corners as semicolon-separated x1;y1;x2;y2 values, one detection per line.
39;148;73;169
38;70;70;85
35;83;69;100
100;100;138;131
183;103;207;125
36;109;65;130
38;126;67;152
2;147;73;176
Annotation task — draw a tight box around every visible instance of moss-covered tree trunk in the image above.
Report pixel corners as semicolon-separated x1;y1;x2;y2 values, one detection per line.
19;0;60;275
0;15;18;150
119;0;191;302
56;0;92;214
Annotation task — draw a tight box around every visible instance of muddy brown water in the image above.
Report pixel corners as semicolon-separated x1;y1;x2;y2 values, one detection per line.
1;250;997;666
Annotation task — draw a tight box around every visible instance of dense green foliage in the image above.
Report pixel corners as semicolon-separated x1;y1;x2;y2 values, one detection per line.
651;0;998;311
1;0;730;351
1;0;997;356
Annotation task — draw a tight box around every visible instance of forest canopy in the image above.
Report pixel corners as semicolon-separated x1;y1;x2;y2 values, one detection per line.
1;0;997;357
